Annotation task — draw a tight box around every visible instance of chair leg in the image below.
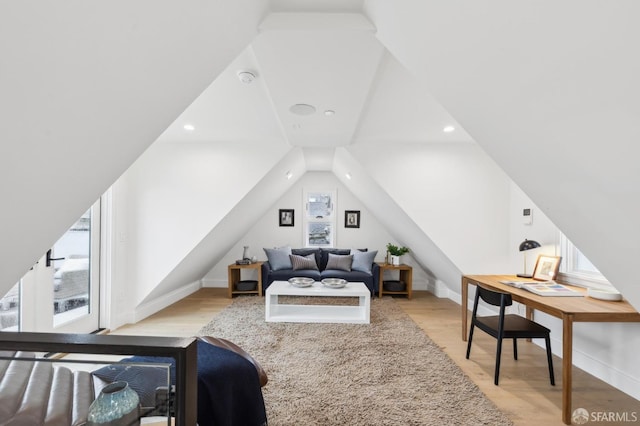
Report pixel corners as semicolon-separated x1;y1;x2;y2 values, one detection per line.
513;338;518;360
466;324;475;359
545;335;555;386
494;336;504;385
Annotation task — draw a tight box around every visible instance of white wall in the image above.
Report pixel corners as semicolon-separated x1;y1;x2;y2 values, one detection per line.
348;142;512;276
111;139;290;314
203;171;432;289
508;183;561;273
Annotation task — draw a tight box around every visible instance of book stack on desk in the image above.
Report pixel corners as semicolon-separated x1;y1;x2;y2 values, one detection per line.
500;280;583;297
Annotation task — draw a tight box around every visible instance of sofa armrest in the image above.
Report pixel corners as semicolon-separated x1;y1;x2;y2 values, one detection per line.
197;336;268;387
261;261;274;288
371;262;380;294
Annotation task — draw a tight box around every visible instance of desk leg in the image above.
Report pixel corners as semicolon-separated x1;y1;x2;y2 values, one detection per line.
562;314;574;425
525;306;534;342
462;277;469;341
525;306;533;321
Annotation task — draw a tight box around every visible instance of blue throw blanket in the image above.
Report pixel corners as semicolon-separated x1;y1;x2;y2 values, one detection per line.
93;340;267;426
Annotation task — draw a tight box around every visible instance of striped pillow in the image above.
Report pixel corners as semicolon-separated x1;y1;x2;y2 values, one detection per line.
290;253;319;271
325;253;353;272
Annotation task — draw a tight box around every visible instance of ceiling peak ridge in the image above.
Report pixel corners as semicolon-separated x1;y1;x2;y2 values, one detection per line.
259;12;376;33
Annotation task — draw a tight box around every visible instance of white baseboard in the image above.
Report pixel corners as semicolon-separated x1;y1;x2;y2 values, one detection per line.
109;311;135;330
546;330;640;401
132;281;201;323
433;280;450;298
201;278;227;288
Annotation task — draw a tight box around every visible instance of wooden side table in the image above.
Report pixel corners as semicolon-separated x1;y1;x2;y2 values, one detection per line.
227;262;263;298
377;263;413;299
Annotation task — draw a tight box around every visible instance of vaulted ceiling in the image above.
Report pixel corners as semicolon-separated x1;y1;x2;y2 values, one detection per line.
154;11;473;153
1;0;639;311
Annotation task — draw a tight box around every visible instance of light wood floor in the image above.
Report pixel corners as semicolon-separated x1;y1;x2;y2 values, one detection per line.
111;289;639;425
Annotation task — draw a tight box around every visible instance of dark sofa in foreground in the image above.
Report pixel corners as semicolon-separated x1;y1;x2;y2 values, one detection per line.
262;247;379;294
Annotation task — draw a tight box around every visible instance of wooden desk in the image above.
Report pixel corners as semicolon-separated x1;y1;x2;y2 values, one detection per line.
461;275;640;425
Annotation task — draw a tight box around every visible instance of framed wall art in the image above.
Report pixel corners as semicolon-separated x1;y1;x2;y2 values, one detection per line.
279;209;294;227
344;210;360;228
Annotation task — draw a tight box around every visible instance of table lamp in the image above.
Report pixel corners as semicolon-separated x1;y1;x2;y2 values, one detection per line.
517;239;540;278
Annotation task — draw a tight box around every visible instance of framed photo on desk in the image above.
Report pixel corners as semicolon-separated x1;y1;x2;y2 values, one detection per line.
532;255;561;281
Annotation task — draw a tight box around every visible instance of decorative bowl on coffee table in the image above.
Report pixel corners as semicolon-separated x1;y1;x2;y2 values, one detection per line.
321;278;347;289
288;277;315;288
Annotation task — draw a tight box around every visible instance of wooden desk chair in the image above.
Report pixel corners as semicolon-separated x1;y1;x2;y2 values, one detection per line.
466;284;555;386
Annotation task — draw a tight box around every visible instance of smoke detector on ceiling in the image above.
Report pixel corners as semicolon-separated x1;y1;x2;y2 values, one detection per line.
237;70;256;84
289;103;316;116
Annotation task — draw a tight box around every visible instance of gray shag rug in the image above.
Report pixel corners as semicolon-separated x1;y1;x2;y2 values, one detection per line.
197;296;513;426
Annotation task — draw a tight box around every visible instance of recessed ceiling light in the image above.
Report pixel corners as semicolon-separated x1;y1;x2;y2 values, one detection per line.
290;104;316;116
183;124;195;131
345;172;352;180
324;110;335;116
237;70;256;84
443;125;455;133
285;171;293;180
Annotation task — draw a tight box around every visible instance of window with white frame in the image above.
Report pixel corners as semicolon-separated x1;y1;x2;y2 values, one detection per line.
303;189;336;247
557;232;614;290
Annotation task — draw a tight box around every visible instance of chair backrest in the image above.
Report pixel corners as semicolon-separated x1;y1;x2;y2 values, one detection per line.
476;285;513;308
471;285;513;330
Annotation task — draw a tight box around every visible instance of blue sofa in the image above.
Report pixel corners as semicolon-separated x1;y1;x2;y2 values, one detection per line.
261;247;379;295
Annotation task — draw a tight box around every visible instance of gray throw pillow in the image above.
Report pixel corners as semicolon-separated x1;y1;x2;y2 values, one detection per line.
263;246;292;271
325;253;353;271
351;249;378;273
290;254;319;271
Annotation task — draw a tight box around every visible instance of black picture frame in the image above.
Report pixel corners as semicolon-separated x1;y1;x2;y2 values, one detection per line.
279;209;294;227
345;210;360;228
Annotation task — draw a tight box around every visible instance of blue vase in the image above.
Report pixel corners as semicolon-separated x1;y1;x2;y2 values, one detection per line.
87;381;141;425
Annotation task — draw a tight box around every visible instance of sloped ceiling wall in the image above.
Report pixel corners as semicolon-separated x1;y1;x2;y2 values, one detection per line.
365;0;640;309
0;0;269;294
137;148;306;305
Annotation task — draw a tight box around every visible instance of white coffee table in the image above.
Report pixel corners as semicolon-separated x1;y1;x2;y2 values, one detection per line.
265;281;370;324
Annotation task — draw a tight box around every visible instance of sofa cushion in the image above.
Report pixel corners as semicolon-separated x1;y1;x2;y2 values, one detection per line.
318;248;351;270
263;246;292;271
290;254;319;271
325;253;353;272
291;248;321;269
321;269;373;282
351;249;378;274
269;269;321;282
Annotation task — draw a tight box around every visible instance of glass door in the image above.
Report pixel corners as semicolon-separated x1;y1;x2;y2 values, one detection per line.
3;201;101;333
49;206;99;330
0;282;20;331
